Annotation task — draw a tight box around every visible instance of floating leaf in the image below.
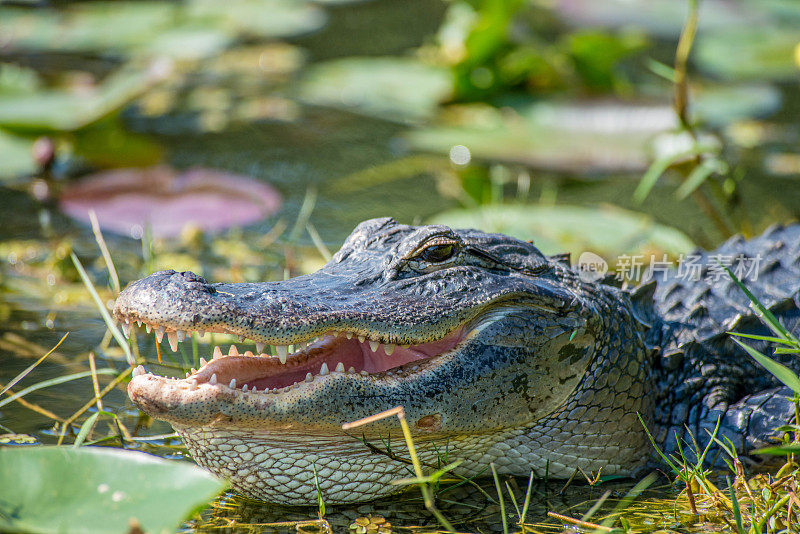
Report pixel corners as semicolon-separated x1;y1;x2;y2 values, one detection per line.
60;166;282;238
696;26;800;81
299;57;453;123
554;0;754;38
0;66;165;131
0;446;226;534
0;1;322;59
0;130;35;181
187;0;326;40
408;101;676;173
692;84;782;126
429;204;694;259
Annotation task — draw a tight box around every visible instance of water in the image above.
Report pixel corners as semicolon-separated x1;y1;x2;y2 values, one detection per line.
1;0;798;531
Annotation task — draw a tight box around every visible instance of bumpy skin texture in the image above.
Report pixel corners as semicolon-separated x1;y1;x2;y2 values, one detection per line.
116;218;800;505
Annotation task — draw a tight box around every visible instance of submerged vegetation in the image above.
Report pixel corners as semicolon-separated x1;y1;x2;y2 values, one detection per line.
0;0;799;532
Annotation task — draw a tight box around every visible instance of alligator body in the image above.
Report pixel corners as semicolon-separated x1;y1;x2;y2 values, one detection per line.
114;218;800;505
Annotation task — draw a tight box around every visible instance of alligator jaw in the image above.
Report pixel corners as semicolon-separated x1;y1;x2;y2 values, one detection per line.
125;321;467;405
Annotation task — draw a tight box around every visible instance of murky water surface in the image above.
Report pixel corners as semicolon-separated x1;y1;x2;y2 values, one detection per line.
2;0;799;531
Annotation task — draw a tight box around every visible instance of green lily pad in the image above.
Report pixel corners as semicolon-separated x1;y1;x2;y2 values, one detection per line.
0;446;226;534
696;26;800;81
429;204;694;259
298;57;453;123
0;66;163;131
0;3;181;54
554;0;754;38
187;0;326;40
0;130;35;181
407;102;673;173
692;84;782;126
0;0;322;59
0;63;42;96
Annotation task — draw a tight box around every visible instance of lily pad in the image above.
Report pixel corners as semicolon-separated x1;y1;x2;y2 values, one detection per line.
0;130;36;181
429;204;694;259
0;1;323;58
407;101;675;174
696;26;800;81
187;0;326;40
554;0;753;38
298;57;453;123
0;66;165;132
692;84;782;126
59;166;282;238
0;446;225;534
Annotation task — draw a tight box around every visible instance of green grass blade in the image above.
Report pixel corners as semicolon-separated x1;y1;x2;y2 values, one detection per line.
73;411;101;448
675;158;723;200
724;265;797;343
0;369;116;410
727;332;795;345
71;252;133;365
0;332;68;397
727;476;745;534
490;463;509;534
752;443;800;455
733;338;800;394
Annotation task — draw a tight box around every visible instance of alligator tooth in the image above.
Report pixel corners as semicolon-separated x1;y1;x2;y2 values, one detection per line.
242;384;248;392
228;345;239;357
384;343;396;355
244;350;254;357
335;362;345;373
348;367;356;374
176;330;185;342
229;378;236;389
121;322;131;338
132;365;146;377
198;330;205;338
276;345;288;364
209;373;217;385
345;332;353;339
369;340;379;352
358;335;365;343
238;335;245;342
168;331;179;352
199;357;208;367
305;372;313;382
256;342;265;354
320;362;329;376
136;320;142;327
213;346;223;359
331;331;339;338
156;326;165;343
190;368;197;374
185;372;189;378
145;323;152;333
360;370;369;376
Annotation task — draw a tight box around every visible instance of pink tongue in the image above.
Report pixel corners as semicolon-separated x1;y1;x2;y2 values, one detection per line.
361;329;464;373
239;328;465;390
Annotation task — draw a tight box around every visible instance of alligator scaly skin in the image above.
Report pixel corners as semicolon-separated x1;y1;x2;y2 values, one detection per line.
116;219;800;504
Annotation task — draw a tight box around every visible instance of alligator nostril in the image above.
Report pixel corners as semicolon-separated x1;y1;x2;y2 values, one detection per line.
179;271;209;285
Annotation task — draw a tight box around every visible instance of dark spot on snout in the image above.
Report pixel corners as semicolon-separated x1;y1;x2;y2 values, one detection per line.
415;413;442;431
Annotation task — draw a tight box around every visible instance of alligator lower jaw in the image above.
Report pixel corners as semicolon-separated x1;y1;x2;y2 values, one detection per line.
126;322;467;396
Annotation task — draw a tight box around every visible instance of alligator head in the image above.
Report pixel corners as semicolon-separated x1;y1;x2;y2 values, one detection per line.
115;217;649;504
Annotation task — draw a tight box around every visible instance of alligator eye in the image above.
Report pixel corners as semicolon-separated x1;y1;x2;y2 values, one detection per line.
419;244;456;263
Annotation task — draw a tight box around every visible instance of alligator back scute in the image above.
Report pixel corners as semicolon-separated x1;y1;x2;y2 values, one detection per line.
648;224;800;454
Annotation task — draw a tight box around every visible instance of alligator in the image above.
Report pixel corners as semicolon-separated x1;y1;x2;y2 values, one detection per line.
114;218;800;505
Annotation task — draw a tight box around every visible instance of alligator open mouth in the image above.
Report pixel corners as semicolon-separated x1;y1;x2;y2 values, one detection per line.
123;317;468;394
